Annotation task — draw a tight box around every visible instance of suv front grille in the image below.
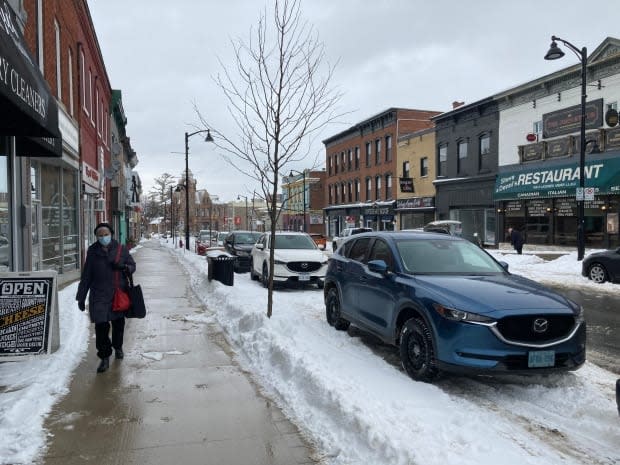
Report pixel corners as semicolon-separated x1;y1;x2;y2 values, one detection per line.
496;314;575;343
287;261;322;272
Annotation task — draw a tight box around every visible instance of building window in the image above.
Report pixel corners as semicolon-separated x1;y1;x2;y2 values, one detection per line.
479;134;491;171
420;157;428;177
533;120;543;137
348;182;353;203
355;147;360;170
341;183;346;204
334;153;338;174
328;156;332;176
68;48;74;115
375;176;381;200
81;51;87;114
403;161;410;178
385;174;392;200
457;140;468;174
355;179;360;201
328;185;333;204
96;89;100;135
347;149;352;171
54;19;61;99
375;139;381;165
88;69;93;122
365;142;372;167
385;135;392;162
438;144;447;176
37;0;44;72
366;177;372;200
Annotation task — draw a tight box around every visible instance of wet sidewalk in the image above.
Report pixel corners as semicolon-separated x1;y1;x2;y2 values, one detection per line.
39;240;316;465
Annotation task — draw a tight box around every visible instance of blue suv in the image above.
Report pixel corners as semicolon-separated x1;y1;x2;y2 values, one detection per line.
323;231;586;382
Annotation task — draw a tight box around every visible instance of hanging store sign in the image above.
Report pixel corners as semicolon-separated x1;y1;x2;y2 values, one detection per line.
494;157;620;200
399;177;414;192
0;1;60;137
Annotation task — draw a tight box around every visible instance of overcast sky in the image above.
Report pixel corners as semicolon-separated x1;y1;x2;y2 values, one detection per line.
87;0;619;202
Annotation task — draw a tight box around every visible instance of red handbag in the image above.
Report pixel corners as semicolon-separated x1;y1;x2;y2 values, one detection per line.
112;245;131;312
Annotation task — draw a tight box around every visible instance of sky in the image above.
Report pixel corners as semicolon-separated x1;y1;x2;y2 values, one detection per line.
86;0;620;202
1;240;619;465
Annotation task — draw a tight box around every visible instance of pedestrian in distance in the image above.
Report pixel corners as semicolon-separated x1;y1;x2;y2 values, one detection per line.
508;227;524;255
76;223;136;373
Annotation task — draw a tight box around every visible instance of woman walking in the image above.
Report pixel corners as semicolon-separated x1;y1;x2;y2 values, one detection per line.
76;223;136;373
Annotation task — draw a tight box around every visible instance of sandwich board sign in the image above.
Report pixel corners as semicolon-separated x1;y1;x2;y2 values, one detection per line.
0;271;60;361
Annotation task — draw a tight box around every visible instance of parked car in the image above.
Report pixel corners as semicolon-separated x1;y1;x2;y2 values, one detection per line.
310;233;327;250
223;231;262;272
423;220;462;236
324;231;586;382
581;247;620;283
213;231;228;247
250;231;328;288
332;227;372;251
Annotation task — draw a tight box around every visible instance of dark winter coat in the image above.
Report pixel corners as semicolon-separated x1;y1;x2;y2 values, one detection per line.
76;239;136;324
510;229;524;249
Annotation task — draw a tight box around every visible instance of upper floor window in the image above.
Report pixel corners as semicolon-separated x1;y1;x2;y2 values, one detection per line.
365;142;372;167
341;151;346;170
366;177;372;200
348;181;353;203
457;140;468;174
88;70;93;122
341;183;347;203
375;176;381;200
348;149;352;171
375;139;381;165
54;19;61;99
385;135;392;162
402;161;410;178
334;154;339;174
420;157;428;177
438;144;447;177
355;147;360;170
328;185;333;204
533;120;543;137
355;179;360;201
479;134;491;171
385;174;392;200
68;48;74;115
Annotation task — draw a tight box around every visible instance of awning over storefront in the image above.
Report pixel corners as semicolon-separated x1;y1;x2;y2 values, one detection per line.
15;135;62;157
0;1;60;138
494;156;620;200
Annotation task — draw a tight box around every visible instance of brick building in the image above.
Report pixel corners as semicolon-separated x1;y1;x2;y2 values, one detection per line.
322;108;440;236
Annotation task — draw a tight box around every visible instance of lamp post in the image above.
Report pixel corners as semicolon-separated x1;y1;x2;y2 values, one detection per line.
170;185;174;246
183;129;213;250
288;169;307;232
237;195;249;230
544;36;587;260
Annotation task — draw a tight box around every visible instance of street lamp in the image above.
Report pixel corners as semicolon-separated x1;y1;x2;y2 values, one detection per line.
545;36;588;261
170;185;174;246
237;195;249;230
183;129;213;250
288;169;307;232
174;184;185;247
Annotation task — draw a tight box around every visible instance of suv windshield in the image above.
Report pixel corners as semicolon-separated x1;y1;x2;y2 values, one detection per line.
396;239;504;274
273;234;316;250
234;232;261;244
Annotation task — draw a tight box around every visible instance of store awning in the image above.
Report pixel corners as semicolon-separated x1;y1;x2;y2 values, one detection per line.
0;1;60;138
15;135;62;157
494;156;620;200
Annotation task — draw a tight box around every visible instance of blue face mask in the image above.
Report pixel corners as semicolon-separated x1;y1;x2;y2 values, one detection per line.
98;235;111;246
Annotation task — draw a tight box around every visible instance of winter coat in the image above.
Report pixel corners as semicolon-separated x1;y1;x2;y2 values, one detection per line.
510;229;524;249
76;239;137;324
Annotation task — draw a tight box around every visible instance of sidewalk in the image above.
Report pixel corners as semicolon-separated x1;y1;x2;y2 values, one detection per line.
39;241;317;465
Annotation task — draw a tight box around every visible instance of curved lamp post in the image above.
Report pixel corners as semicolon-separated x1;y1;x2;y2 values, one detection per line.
183;129;213;250
544;36;588;260
288;169;307;232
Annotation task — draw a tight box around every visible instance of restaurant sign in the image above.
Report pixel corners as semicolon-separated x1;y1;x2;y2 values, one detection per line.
542;99;603;139
494;157;620;200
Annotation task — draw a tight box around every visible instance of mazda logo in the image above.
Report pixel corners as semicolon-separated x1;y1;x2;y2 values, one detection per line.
532;318;549;333
301;262;308;269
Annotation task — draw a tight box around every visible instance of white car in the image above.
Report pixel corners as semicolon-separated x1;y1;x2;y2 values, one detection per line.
250;232;328;289
332;227;372;251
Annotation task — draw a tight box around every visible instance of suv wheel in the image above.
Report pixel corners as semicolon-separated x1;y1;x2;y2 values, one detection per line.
400;317;439;382
325;288;350;331
250;259;258;281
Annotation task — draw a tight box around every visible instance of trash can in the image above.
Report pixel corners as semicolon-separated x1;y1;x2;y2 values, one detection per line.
206;251;236;286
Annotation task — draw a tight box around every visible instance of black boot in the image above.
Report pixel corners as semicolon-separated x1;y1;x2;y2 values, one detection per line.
115;349;124;360
97;357;109;373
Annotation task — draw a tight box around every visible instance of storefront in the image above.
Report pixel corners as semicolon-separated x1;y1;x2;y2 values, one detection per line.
494;156;620;248
396;196;435;230
1;0;61;272
325;201;396;236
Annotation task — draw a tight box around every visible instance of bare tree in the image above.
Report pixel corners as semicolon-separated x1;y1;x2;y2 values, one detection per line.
196;0;342;317
149;173;178;231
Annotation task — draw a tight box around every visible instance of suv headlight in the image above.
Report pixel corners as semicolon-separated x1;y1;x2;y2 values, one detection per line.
432;303;495;324
274;259;287;265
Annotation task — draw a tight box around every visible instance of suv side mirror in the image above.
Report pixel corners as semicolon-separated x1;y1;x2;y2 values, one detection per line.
255;243;264;250
368;260;389;275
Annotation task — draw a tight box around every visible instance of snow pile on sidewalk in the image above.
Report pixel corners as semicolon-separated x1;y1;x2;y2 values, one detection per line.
171;243;620;465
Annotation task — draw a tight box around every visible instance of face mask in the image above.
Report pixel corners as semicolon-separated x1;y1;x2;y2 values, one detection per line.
98;235;111;246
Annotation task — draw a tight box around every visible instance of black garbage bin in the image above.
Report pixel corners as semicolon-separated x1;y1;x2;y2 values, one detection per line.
206;251;235;286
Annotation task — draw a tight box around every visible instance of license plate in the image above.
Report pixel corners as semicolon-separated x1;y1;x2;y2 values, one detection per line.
298;273;310;281
528;350;555;368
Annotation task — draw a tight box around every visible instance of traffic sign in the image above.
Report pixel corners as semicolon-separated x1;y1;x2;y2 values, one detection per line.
576;187;584;201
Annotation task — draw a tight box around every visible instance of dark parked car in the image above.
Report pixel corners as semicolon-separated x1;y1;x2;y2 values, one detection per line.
581;247;620;284
223;231;261;272
324;231;586;382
